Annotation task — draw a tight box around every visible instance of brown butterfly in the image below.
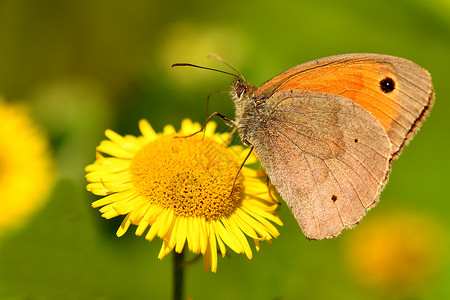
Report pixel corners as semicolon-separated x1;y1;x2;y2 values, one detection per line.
175;53;434;240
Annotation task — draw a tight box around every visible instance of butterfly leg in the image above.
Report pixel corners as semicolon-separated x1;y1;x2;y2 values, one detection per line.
230;143;254;196
176;112;237;139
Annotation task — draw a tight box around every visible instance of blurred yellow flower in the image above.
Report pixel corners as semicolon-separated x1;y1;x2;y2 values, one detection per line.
343;209;446;297
0;98;54;235
86;119;282;272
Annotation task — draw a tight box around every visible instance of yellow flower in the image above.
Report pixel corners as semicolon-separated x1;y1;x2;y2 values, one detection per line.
86;119;282;272
0;98;54;235
342;209;446;297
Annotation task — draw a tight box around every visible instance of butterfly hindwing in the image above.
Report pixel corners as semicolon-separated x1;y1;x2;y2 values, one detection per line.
245;90;391;239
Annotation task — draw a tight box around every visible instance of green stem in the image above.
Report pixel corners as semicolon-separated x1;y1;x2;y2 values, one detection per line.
172;250;185;300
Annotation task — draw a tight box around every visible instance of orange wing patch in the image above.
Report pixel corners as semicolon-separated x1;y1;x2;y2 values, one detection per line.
267;62;400;133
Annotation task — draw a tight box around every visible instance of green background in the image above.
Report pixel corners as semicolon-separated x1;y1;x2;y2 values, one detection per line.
0;0;449;299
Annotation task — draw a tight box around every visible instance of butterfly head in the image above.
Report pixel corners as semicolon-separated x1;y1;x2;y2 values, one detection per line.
232;78;248;99
231;77;258;100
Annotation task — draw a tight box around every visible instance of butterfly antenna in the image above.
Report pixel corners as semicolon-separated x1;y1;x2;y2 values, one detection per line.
171;63;239;79
208;53;245;80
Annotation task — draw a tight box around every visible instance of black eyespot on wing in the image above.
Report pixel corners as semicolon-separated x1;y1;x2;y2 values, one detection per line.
354;138;359;143
331;195;337;202
379;77;395;93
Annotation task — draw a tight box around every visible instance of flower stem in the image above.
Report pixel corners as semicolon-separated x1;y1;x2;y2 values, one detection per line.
172;250;185;300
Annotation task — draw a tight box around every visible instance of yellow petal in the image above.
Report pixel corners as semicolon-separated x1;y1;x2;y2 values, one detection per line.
175;217;187;253
139;119;157;140
116;214;131;237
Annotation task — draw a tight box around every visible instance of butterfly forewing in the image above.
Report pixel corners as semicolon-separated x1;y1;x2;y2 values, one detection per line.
254;54;434;159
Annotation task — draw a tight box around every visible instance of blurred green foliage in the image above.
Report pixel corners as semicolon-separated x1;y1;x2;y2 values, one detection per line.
0;0;449;299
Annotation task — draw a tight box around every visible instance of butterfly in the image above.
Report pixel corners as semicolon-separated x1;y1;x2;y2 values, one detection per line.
175;53;434;240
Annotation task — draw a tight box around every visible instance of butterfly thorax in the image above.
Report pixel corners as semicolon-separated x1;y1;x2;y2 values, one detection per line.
231;79;269;145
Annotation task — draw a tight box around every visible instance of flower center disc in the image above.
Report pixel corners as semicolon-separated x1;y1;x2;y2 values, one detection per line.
130;135;244;221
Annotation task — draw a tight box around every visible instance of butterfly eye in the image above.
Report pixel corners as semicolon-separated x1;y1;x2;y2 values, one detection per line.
236;84;247;98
